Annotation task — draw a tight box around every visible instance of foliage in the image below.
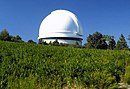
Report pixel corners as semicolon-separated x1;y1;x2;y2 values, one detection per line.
116;34;128;50
0;41;130;88
38;39;48;45
52;39;59;46
11;35;23;42
0;29;23;42
86;32;108;49
38;38;42;44
27;40;36;44
104;35;116;50
0;29;10;41
125;66;130;84
86;32;129;50
108;38;116;50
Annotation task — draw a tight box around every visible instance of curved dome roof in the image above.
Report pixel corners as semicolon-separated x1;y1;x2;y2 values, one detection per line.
38;10;83;39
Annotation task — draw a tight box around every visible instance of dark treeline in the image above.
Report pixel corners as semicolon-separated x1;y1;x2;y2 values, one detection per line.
38;31;130;50
85;32;129;50
0;29;36;44
0;29;130;50
0;29;23;42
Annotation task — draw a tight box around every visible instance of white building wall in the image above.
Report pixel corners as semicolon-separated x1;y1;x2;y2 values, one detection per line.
43;39;82;45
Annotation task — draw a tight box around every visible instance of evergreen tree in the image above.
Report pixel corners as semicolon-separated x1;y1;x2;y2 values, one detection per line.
108;38;116;50
104;35;116;50
38;39;42;44
11;35;23;42
52;39;59;46
116;34;128;50
15;35;22;41
27;40;36;44
43;41;48;45
86;32;108;49
38;39;48;45
0;29;10;41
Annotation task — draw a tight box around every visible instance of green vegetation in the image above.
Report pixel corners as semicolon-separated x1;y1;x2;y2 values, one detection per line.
116;34;128;50
86;32;108;49
0;29;129;49
0;29;23;42
85;32;128;50
0;41;130;89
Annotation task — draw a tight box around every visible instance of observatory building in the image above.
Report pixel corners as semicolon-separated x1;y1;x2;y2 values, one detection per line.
38;10;83;45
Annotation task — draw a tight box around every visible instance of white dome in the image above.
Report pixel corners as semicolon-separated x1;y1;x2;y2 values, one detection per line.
38;10;83;45
38;10;83;39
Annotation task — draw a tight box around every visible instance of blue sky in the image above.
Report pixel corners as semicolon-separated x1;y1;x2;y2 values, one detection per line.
0;0;130;45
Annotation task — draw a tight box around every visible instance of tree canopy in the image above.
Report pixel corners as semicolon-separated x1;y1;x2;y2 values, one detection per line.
0;29;23;42
27;40;36;44
0;29;10;41
86;32;108;49
103;35;116;50
116;34;128;50
0;29;130;50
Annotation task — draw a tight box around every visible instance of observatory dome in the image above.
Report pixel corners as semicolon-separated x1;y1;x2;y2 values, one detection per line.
38;10;83;45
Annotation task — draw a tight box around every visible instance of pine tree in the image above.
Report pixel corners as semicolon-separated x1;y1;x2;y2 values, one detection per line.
52;39;59;46
86;32;108;49
108;38;116;50
0;29;10;41
104;35;116;50
11;35;22;42
28;40;36;44
116;34;128;50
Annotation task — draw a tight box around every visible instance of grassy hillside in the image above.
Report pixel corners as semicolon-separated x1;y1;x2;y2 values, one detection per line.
0;41;130;89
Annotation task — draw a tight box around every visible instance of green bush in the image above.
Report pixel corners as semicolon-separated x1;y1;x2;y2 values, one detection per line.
0;41;130;88
125;66;130;84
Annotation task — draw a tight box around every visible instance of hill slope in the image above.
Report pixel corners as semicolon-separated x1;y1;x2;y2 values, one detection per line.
0;41;130;89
